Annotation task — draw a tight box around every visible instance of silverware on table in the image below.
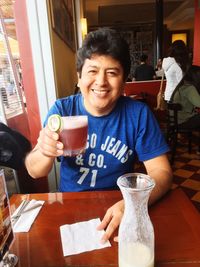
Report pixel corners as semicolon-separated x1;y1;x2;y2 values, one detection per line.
12;203;43;220
11;199;30;225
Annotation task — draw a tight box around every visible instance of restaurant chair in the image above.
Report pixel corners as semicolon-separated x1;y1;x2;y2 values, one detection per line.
0;123;32;193
166;103;200;164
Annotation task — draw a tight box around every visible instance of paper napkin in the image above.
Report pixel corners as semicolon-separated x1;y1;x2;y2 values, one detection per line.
12;199;44;232
60;218;111;256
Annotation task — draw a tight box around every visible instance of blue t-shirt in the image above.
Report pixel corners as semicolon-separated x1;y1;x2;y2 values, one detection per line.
44;94;169;192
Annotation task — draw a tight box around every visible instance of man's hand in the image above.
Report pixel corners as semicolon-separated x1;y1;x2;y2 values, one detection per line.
97;200;124;243
25;126;64;178
37;126;63;157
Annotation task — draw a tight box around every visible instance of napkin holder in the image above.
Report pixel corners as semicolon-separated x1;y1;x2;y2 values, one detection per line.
0;169;18;267
0;244;18;267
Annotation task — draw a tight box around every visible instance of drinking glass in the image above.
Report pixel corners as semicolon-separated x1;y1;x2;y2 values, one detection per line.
59;115;88;157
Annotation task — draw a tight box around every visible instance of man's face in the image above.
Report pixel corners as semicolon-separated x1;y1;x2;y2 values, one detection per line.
78;54;125;116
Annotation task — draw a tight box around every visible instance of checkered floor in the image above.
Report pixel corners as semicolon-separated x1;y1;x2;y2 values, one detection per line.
171;145;200;212
135;139;200;212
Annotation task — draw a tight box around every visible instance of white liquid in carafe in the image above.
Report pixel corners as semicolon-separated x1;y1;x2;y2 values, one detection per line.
119;242;154;267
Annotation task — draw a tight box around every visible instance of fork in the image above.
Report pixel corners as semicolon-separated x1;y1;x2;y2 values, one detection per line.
11;200;29;225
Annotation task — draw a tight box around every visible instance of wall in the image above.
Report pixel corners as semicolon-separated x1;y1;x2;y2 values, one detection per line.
13;0;79;192
47;1;77;99
50;31;77;98
14;0;41;146
7;115;30;140
193;0;200;66
85;1;194;64
14;0;78;138
14;0;52;192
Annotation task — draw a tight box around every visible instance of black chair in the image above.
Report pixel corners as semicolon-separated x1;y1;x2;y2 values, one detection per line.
166;103;200;164
0;123;32;192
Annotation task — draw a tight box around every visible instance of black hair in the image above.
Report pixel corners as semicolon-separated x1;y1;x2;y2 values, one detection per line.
76;28;131;81
167;40;190;72
140;54;148;62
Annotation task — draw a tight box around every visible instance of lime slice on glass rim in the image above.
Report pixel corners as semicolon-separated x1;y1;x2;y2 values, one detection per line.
48;114;62;132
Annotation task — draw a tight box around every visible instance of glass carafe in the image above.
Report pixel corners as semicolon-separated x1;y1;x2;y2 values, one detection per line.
117;173;155;267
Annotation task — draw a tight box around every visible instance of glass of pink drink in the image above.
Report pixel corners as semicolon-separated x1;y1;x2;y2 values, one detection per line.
59;116;88;157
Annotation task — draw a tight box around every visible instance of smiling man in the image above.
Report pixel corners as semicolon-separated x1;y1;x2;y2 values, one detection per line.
25;28;172;242
78;54;124;116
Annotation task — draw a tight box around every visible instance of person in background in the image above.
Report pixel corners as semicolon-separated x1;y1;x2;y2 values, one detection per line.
25;28;172;243
155;58;164;79
155;58;162;72
132;54;156;81
162;40;190;101
170;65;200;129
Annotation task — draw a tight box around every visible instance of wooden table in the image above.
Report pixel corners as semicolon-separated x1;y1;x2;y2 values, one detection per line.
9;188;200;267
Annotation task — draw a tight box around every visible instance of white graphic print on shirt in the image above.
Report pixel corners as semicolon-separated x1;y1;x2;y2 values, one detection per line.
76;133;133;187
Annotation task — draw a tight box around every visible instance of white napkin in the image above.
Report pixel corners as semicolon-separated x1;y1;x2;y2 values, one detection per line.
60;218;111;256
12;199;44;232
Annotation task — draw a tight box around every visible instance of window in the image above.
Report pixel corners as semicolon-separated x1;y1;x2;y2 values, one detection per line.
0;2;26;121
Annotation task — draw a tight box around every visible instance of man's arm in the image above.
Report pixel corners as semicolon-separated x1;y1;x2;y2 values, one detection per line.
144;154;173;205
25;126;64;178
97;154;173;243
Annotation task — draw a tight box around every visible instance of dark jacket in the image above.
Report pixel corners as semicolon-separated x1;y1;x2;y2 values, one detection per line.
0;123;31;170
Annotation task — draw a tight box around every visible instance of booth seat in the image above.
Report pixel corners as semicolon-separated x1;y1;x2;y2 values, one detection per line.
124;80;166;111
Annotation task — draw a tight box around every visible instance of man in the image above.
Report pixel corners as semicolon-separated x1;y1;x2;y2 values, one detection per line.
25;28;172;243
133;54;156;81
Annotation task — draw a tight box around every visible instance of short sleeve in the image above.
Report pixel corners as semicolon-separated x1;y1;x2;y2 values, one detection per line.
135;106;169;161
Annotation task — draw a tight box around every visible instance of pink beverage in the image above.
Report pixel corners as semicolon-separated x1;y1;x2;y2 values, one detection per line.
59;116;88;156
